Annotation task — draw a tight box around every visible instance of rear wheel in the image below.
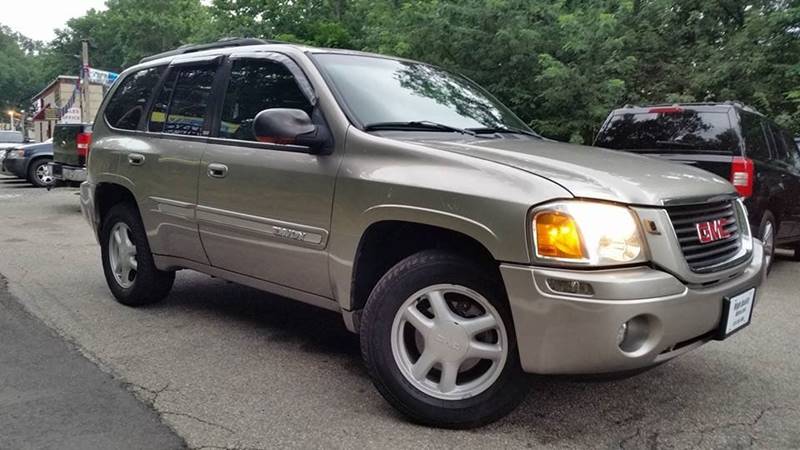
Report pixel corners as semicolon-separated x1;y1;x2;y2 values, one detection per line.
758;212;776;274
360;250;527;428
27;158;54;188
100;203;175;306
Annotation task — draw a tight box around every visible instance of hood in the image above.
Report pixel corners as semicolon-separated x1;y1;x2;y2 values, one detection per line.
396;135;736;206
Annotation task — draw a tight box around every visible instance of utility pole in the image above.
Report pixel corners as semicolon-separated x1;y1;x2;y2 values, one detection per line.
80;39;89;124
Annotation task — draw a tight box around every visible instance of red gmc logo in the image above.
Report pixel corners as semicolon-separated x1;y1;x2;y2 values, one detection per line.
696;219;731;243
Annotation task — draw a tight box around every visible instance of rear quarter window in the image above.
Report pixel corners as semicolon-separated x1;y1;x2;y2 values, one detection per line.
740;113;771;162
104;66;165;130
596;110;739;153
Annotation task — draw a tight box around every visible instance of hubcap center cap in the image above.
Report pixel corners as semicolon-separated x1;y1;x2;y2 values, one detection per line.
428;322;469;362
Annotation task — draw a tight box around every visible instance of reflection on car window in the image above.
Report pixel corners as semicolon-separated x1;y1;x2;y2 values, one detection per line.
219;59;312;141
148;66;216;136
105;66;164;130
596;111;739;152
313;53;531;131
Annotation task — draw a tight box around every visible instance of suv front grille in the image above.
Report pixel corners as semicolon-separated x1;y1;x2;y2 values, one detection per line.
666;200;741;272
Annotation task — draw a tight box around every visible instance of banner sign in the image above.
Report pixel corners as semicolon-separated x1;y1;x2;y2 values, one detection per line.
88;68;119;87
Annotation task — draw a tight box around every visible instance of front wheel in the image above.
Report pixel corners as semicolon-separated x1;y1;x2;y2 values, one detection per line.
100;203;175;306
28;158;54;187
360;250;528;428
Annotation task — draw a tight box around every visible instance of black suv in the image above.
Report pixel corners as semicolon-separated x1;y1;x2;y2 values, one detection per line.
595;102;800;271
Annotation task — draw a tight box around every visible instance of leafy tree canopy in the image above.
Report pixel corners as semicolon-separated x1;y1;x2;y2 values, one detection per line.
2;0;799;140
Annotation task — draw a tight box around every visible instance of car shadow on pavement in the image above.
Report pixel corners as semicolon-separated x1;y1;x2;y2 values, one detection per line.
158;274;364;370
132;270;794;446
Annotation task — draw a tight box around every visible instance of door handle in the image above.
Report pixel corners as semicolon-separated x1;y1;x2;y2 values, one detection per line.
207;163;228;178
128;153;145;166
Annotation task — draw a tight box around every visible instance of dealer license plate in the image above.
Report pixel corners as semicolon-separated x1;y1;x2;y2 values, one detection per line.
717;288;755;339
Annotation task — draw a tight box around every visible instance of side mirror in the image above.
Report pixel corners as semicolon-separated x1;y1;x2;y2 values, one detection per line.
253;108;330;153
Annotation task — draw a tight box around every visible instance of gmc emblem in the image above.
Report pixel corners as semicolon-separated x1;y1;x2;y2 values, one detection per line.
696;219;731;244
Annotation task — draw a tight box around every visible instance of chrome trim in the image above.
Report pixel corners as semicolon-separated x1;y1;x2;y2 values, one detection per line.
196;205;328;248
660;193;738;207
149;196;195;221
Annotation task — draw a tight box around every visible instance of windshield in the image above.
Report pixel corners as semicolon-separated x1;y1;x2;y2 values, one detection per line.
596;110;739;153
313;53;531;132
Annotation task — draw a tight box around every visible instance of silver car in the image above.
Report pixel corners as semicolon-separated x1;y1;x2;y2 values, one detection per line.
80;39;764;428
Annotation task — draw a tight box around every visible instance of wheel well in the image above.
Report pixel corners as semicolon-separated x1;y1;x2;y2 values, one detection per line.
96;183;138;230
350;221;500;312
26;155;52;174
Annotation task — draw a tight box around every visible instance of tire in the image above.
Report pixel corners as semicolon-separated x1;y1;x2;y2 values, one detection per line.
758;212;776;275
360;249;528;428
27;158;54;188
100;203;175;306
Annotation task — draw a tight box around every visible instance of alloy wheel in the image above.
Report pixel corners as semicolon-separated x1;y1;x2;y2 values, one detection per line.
108;222;138;288
36;163;54;185
763;221;775;270
390;284;508;401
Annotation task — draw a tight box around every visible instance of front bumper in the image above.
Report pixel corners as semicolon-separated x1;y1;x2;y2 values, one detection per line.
3;157;26;178
501;242;764;375
49;162;87;182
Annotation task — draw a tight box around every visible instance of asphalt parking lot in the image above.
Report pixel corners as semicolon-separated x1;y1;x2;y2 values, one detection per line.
0;174;799;449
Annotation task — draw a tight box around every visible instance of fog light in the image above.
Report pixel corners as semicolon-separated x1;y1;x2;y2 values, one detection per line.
616;322;628;346
617;315;652;353
546;278;594;296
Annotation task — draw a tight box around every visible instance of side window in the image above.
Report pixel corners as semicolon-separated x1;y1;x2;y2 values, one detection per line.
104;66;164;130
740;113;771;162
219;59;313;141
148;70;177;133
770;125;790;163
148;65;217;136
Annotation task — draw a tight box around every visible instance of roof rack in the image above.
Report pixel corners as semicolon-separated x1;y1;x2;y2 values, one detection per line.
139;37;281;64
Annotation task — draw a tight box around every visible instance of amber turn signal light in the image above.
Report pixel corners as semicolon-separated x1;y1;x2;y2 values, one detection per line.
535;212;585;259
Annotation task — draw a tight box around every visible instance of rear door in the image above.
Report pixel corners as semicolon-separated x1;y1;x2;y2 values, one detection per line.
105;60;220;264
196;53;341;297
595;107;740;179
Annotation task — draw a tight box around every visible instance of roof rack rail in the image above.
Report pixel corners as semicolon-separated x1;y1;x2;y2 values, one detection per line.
139;37;280;64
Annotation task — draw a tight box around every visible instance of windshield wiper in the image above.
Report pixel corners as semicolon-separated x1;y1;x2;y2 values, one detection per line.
363;121;476;136
469;126;542;139
654;140;701;149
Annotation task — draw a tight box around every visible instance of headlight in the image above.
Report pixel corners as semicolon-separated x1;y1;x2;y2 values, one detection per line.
532;201;648;266
8;149;24;159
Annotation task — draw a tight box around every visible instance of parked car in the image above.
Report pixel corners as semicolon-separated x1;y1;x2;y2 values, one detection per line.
50;123;92;186
2;140;55;187
0;130;26;176
80;39;764;428
595;103;800;270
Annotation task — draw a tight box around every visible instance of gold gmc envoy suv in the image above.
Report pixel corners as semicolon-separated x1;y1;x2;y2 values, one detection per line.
80;39;765;428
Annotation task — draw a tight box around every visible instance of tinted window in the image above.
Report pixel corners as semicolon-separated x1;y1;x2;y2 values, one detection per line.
740;113;771;161
148;70;177;133
104;67;164;130
219;59;312;141
595;110;738;152
148;65;216;136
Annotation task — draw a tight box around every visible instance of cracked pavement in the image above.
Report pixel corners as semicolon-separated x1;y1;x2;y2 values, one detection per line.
0;175;799;449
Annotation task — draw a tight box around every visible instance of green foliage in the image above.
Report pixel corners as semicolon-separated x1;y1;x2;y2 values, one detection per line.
0;25;45;112
2;0;799;138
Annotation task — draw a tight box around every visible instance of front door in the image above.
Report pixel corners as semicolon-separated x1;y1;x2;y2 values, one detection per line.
197;54;341;297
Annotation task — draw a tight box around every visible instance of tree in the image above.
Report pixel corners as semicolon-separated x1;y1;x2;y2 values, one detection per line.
0;25;44;113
